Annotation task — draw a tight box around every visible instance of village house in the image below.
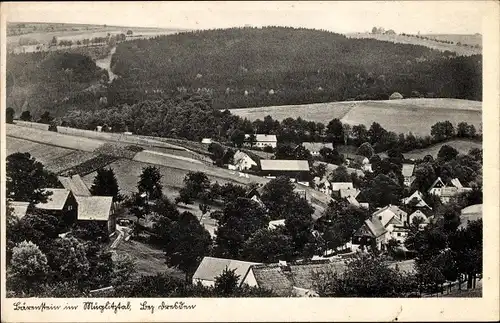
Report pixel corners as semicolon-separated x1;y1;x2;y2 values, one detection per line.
201;138;213;144
59;175;116;234
354;205;409;250
232;150;258;171
353;217;387;250
407;209;430;229
192;256;261;287
260;159;310;183
344;154;372;172
244;134;278;148
402;163;416;187
301;142;333;156
428;177;473;203
401;190;431;209
34;188;78;226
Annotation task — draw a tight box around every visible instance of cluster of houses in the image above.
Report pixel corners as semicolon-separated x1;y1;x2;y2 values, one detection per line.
9;174;116;236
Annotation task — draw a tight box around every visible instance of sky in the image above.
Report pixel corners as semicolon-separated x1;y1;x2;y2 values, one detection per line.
4;1;488;34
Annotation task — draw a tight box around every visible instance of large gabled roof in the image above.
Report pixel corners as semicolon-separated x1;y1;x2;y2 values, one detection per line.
428;177;446;192
58;175;91;196
402;190;431;209
260;160;310;172
34;189;71;210
76;195;113;221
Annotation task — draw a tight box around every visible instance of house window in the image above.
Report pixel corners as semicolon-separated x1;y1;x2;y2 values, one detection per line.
379;216;382;221
397;233;401;237
68;205;73;211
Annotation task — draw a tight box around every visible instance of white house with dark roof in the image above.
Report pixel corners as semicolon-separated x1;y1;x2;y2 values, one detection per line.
245;134;277;148
408;210;430;229
301;142;333;156
232;150;258;171
428;177;473;203
192;256;261;287
402;190;431;209
371;205;408;244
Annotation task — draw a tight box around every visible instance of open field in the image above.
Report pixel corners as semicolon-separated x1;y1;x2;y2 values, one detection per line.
7;22;183;46
12;121;202;160
230;99;482;136
230;102;352;123
7;124;106;152
6;137;75;164
346;33;481;56
113;239;184;278
403;139;482;160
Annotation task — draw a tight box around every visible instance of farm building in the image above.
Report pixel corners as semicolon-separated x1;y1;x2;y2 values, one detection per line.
401;163;416;187
459;204;482;229
9;201;30;219
201;138;213;144
34;188;78;226
260;160;310;182
389;92;404;99
75;196;116;234
232;150;258;171
301;142;333;156
192;256;260;287
244;134;278;148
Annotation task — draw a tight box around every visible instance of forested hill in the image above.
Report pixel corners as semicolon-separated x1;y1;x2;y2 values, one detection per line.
109;26;481;109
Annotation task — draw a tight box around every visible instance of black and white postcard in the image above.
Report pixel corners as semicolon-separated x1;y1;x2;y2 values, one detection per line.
1;1;499;322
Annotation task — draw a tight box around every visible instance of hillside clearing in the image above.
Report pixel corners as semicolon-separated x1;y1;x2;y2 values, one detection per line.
346;33;481;56
403;140;482;160
113;239;184;278
230;98;482;136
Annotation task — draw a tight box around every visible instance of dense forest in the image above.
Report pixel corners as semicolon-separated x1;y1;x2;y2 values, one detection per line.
6;51;108;118
6;27;481;118
109;26;482;109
